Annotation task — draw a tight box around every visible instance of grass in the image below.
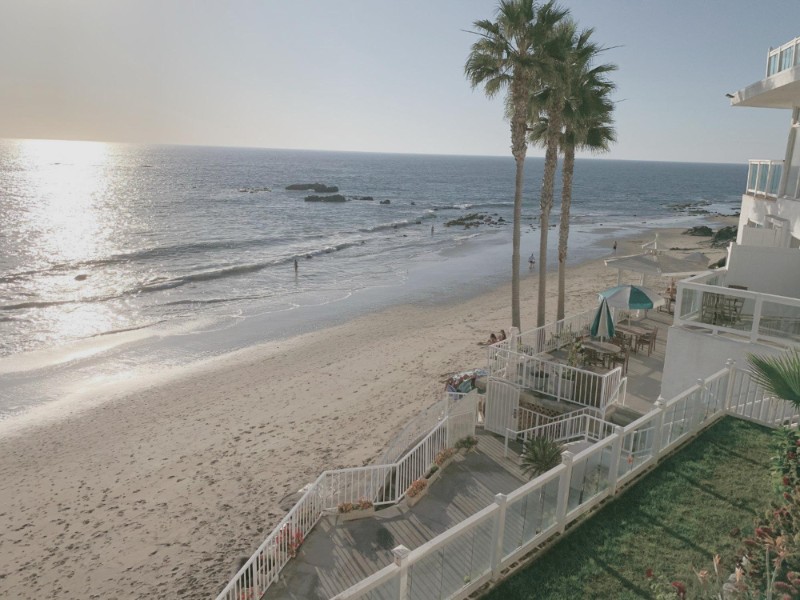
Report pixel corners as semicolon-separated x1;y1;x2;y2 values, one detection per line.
483;417;775;600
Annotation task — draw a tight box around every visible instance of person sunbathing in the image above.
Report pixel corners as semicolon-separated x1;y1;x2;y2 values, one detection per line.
498;329;507;341
478;332;498;346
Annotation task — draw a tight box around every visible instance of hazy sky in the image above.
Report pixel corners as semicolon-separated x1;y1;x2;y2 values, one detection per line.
1;1;797;163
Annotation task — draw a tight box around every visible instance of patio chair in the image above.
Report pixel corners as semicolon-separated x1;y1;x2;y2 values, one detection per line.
583;348;605;368
608;345;629;374
635;327;658;356
716;296;744;327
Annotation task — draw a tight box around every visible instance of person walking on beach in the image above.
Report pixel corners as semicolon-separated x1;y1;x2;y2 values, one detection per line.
528;253;535;269
613;240;617;254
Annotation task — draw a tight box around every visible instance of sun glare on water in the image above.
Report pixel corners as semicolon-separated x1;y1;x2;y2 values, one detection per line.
6;139;133;345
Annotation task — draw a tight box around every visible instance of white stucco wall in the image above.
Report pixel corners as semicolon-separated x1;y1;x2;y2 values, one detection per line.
726;243;800;297
737;195;800;245
660;326;785;399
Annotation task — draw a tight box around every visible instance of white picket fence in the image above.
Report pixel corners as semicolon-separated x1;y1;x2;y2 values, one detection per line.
330;365;798;600
214;392;478;600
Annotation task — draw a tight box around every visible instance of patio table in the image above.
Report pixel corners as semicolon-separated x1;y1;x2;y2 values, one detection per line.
582;340;621;368
616;324;649;349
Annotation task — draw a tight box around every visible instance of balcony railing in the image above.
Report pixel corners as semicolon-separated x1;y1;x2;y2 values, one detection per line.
766;36;800;77
674;272;800;347
746;159;783;198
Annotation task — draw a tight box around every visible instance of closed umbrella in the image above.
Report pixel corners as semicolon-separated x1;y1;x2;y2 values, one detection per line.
590;297;615;340
599;284;665;310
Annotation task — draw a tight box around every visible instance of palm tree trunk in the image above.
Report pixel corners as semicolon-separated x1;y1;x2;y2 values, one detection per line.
557;143;575;321
510;76;528;331
537;112;561;327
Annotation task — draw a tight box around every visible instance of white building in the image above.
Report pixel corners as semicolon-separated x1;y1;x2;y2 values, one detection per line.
661;35;800;398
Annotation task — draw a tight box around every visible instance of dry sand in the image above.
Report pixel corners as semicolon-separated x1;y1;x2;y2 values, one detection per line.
0;225;730;599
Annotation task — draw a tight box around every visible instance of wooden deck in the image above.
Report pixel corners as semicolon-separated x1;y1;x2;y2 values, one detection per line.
264;444;526;600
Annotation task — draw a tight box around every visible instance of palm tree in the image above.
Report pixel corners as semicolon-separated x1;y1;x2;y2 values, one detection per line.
526;25;616;322
521;436;564;479
525;20;575;327
465;0;569;331
555;32;616;321
748;350;800;407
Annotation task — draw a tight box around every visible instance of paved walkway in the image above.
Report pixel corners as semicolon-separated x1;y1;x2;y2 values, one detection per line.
264;436;525;600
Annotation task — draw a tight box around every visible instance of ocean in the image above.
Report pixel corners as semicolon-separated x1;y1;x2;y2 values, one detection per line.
0;139;745;422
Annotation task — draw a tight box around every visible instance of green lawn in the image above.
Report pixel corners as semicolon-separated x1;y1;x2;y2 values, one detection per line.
484;417;775;600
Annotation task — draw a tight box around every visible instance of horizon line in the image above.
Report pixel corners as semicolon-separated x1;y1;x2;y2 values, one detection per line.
0;136;746;167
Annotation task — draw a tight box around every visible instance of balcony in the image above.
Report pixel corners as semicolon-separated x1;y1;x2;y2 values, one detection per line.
746;159;783;198
674;271;800;347
767;36;800;77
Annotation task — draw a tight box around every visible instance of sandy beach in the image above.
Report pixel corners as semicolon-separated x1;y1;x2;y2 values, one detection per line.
0;225;731;599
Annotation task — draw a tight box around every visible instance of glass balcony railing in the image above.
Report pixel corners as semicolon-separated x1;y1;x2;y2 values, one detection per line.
675;273;800;347
746;160;783;198
766;36;800;77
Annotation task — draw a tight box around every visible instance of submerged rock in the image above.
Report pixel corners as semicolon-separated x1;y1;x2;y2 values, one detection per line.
287;183;339;193
379;199;391;205
304;194;347;203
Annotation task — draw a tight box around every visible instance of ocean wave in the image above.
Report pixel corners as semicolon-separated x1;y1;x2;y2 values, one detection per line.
0;299;75;311
0;236;309;284
431;201;513;211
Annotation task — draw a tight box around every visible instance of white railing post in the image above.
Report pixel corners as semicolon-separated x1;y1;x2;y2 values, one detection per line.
724;359;736;412
555;451;574;533
692;379;705;435
750;296;764;343
393;545;410;600
651;399;665;460
490;493;508;579
608;426;624;496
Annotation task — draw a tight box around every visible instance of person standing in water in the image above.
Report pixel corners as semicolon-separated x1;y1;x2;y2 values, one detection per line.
431;225;434;236
294;259;298;273
528;253;535;269
613;241;617;254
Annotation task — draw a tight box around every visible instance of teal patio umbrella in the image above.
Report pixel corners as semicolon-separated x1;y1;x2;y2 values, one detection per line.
599;284;665;310
590;297;615;340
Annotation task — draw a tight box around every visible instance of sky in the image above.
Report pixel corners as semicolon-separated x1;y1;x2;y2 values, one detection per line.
0;0;798;163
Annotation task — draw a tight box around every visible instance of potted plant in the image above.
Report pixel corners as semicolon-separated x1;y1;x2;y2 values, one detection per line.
405;478;428;507
336;497;375;522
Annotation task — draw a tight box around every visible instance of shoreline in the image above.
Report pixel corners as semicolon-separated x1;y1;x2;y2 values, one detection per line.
0;222;732;599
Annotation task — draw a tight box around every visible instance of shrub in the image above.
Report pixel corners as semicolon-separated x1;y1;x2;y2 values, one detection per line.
455;436;478;451
521;437;564;479
426;464;439;478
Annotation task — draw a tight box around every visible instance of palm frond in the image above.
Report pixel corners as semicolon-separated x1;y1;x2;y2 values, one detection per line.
747;351;800;407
